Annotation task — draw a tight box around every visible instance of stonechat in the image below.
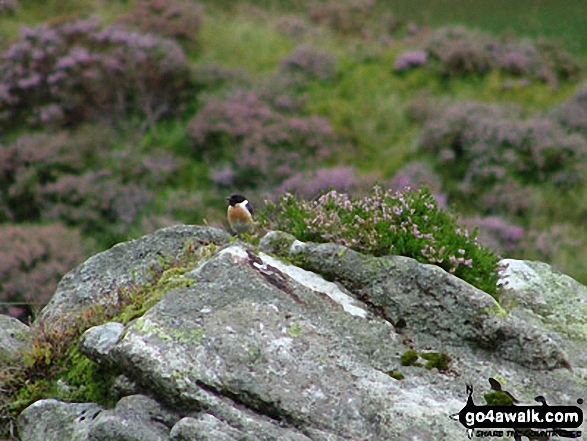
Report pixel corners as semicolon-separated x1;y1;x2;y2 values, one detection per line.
226;194;255;235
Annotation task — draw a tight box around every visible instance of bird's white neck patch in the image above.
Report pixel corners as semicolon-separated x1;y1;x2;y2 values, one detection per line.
236;200;249;208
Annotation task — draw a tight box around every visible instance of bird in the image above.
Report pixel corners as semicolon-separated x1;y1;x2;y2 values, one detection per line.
226;194;255;235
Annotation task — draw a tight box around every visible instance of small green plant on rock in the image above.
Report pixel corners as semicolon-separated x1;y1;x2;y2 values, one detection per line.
259;186;500;297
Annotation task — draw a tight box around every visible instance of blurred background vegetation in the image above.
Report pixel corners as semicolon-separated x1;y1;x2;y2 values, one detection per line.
1;0;586;321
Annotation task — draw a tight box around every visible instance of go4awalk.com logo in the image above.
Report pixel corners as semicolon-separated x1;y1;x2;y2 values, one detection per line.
450;379;583;439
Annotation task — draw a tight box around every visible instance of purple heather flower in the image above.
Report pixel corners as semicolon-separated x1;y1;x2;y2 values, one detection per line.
17;74;41;89
394;50;427;71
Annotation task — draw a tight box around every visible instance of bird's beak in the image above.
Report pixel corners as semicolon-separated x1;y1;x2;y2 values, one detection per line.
225;196;230;201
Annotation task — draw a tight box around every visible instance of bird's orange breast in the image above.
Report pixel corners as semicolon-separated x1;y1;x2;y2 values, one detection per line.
227;205;253;223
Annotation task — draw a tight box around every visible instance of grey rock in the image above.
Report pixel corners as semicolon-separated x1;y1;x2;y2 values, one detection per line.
0;314;30;368
110;244;448;439
169;412;314;441
278;238;569;370
107;242;570;440
170;389;320;440
258;230;298;256
499;259;587;340
18;399;103;441
87;395;178;441
499;258;587;370
37;225;231;326
110;375;141;400
79;322;125;366
88;410;168;441
170;416;235;441
113;394;179;428
15;228;587;441
88;412;166;441
169;415;252;441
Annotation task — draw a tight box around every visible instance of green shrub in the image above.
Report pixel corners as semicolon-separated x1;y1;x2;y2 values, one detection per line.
259;186;500;297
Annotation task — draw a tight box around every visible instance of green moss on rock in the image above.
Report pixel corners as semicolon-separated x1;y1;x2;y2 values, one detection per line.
59;347;117;406
400;350;451;371
387;370;405;380
400;349;419;366
484;391;515;406
421;352;451;371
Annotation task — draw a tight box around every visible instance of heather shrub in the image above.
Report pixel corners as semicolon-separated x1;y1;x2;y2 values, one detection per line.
423;26;496;77
394;50;427;72
274;15;313;38
478;180;533;218
281;46;337;82
551;82;587;134
525;224;576;264
494;39;542;77
40;170;154;237
0;18;193;130
388;161;447;208
209;163;236;187
418;26;581;84
0;0;17;14
497;38;580;85
406;92;452;126
0;132;155;242
161;188;207;224
419;102;587;193
118;0;203;48
0;132;88;222
535;39;582;83
188;90;342;187
276;166;360;200
259;186;500;297
104;147;182;189
518;223;587;284
461;216;524;254
257;73;308;112
414;98;513;128
381;11;402;37
308;0;374;35
0;223;84;321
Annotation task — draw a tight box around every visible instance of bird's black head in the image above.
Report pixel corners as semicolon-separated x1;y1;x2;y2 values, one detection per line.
227;194;247;206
